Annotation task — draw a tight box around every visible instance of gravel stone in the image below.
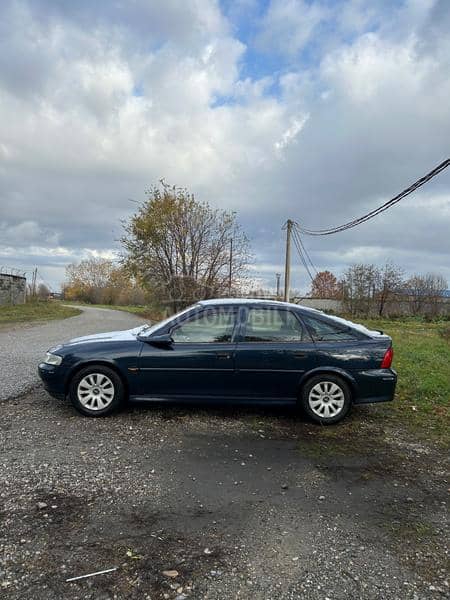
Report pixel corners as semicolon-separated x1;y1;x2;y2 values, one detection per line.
0;307;448;599
0;305;145;401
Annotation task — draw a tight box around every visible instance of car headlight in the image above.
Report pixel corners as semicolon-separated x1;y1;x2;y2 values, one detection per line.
44;352;63;366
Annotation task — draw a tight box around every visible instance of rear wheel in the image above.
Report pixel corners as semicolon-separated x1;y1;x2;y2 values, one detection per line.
69;365;124;417
301;374;351;424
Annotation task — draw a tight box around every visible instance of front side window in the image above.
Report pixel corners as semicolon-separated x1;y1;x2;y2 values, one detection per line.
171;310;236;343
301;314;358;342
243;308;308;342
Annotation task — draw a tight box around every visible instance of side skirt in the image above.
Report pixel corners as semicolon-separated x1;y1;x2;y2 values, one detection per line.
129;394;297;405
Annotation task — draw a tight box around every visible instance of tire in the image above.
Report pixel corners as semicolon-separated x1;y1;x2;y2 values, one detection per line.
300;374;352;425
69;365;125;417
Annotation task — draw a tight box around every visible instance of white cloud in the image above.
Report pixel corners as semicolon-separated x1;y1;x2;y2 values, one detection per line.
0;0;449;291
256;0;328;57
0;221;60;246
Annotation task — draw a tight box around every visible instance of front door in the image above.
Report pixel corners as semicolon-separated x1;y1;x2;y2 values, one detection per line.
138;307;238;399
234;306;316;400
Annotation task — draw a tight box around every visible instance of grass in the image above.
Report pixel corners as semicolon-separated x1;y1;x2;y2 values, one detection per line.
0;301;81;326
358;317;450;445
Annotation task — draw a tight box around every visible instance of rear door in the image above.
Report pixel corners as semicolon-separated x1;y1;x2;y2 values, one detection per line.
138;307;239;399
234;306;316;400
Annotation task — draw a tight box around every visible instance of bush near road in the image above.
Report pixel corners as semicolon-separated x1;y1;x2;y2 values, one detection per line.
0;301;81;326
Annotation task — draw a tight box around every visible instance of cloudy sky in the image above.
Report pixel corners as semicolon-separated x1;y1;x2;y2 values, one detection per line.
0;0;449;293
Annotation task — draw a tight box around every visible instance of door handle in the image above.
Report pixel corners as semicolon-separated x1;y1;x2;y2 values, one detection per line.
293;352;306;357
216;352;231;359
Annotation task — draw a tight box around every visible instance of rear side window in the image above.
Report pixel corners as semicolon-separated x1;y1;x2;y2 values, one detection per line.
301;314;359;342
243;308;309;342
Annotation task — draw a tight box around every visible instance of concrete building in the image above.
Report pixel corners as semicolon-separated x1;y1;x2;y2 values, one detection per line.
0;273;27;305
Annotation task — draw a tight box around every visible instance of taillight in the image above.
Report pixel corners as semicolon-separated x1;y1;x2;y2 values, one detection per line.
381;346;394;369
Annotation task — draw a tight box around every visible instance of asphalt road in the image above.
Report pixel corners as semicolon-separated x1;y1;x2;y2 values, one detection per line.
0;305;145;401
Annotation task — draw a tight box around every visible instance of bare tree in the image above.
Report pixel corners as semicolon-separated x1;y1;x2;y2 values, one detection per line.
342;264;379;316
121;182;250;310
375;262;404;316
405;273;447;317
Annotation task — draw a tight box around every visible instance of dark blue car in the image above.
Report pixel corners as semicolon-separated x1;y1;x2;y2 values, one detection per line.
38;299;396;424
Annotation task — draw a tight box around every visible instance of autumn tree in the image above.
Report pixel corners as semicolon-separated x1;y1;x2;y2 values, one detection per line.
64;258;145;305
64;258;115;303
121;183;250;310
309;270;340;299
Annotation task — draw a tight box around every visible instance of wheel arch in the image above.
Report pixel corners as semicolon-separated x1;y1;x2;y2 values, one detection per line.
65;360;129;397
297;367;358;401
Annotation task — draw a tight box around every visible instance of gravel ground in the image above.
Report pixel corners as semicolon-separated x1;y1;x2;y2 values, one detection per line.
1;388;448;600
0;306;145;401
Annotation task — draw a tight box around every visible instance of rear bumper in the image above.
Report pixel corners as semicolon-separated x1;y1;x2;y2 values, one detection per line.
353;368;397;404
38;363;67;400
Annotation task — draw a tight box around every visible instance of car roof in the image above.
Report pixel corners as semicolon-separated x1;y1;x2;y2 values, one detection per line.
198;298;321;313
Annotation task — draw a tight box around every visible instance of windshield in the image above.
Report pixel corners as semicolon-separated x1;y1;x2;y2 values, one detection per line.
137;304;199;337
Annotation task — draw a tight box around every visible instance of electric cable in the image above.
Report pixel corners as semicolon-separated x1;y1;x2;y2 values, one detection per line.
297;158;450;236
291;228;315;282
292;225;317;275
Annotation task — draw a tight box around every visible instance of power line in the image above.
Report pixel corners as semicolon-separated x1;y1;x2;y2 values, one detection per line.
292;225;317;275
297;158;450;236
291;227;315;282
291;229;314;281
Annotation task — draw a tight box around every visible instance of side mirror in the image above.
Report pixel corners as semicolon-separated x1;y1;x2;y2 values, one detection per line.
146;333;173;347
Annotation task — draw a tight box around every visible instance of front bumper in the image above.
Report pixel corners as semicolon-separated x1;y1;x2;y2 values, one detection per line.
38;363;67;400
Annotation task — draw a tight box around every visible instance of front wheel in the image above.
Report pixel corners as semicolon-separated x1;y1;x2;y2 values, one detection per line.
300;374;352;424
69;365;124;417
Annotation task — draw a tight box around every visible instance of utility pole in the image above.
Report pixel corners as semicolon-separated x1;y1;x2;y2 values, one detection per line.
31;268;37;298
283;219;293;302
228;237;233;296
275;273;281;298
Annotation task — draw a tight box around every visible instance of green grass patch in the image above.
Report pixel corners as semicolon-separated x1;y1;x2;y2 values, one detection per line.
357;317;450;446
0;301;81;325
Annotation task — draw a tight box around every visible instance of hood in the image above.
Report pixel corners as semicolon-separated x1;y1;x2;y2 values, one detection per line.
65;324;148;346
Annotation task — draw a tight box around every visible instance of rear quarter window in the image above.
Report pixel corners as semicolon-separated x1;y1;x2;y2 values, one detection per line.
300;314;362;342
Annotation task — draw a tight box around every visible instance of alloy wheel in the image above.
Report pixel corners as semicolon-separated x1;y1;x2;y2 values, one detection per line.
308;381;345;419
77;373;115;411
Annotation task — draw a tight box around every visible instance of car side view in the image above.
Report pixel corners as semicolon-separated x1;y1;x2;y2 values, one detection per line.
38;299;397;424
